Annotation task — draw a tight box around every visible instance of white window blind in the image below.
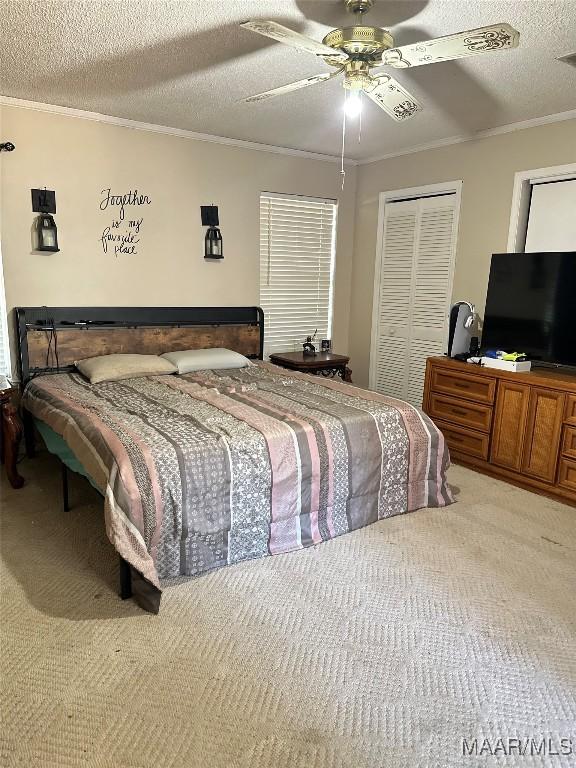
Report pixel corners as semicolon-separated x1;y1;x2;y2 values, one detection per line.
259;192;337;357
0;243;10;379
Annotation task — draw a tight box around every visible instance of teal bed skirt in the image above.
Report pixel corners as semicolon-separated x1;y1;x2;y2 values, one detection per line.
35;419;101;493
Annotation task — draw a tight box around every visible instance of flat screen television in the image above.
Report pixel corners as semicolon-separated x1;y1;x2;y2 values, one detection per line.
482;252;576;367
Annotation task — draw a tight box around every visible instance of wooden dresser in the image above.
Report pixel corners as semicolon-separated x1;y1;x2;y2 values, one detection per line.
423;356;576;506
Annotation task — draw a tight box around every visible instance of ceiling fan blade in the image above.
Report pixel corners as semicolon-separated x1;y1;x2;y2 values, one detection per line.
244;69;344;103
240;20;348;61
381;23;520;68
364;76;423;121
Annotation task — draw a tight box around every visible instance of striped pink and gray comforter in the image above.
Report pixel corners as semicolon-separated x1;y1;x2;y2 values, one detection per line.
23;362;453;611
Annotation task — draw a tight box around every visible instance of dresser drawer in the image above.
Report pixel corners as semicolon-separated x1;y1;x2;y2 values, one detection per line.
429;393;492;433
565;395;576;425
430;367;496;404
562;426;576;459
434;419;490;461
558;457;576;494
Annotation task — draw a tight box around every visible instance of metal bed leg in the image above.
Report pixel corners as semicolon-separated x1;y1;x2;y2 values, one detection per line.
62;462;70;512
59;462;133;602
119;556;133;600
23;409;36;458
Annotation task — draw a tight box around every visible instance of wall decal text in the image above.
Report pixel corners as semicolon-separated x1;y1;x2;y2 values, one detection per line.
99;188;151;257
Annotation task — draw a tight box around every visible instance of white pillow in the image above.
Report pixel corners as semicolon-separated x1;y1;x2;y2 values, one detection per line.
161;348;251;374
75;354;177;384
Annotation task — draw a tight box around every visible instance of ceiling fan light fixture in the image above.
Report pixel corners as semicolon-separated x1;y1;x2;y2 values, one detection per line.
344;91;363;118
240;8;520;128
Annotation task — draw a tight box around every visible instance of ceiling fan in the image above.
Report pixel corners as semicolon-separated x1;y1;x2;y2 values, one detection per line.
240;0;520;122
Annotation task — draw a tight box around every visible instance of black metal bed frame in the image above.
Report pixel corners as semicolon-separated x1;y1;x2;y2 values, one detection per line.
15;305;265;604
16;305;265;381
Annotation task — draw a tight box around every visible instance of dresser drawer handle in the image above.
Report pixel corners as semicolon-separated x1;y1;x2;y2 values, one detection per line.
453;382;470;389
450;407;468;416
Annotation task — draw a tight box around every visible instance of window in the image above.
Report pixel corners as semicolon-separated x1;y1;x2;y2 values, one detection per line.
524;179;576;252
0;244;10;379
508;164;576;253
259;192;337;357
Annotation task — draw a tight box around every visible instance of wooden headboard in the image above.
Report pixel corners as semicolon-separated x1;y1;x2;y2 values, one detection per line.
15;306;264;383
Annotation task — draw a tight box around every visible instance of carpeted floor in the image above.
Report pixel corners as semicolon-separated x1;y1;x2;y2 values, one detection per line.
1;451;575;768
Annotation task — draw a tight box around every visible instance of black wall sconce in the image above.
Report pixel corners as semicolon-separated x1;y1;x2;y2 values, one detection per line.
31;188;60;252
201;205;223;260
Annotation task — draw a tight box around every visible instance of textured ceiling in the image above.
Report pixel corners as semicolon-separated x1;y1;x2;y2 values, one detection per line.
1;0;575;161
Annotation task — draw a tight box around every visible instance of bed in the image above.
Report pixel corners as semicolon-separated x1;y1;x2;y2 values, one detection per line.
16;306;453;613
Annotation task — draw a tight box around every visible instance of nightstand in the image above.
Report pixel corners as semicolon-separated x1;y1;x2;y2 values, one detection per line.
0;387;24;489
269;351;352;383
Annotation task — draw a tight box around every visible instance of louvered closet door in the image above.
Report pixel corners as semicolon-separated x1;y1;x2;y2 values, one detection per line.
372;199;416;401
371;194;457;407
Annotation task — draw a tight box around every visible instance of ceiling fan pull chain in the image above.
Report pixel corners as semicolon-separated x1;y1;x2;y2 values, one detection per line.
340;98;347;190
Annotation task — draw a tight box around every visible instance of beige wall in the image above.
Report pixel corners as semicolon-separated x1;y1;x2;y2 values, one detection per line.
350;120;576;387
0;104;357;377
3;104;575;389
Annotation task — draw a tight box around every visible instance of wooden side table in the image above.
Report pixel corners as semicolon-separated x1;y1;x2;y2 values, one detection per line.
269;351;352;383
0;388;24;489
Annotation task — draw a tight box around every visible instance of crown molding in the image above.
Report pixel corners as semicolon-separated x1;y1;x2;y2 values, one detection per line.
3;95;574;168
0;95;358;166
358;109;576;165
